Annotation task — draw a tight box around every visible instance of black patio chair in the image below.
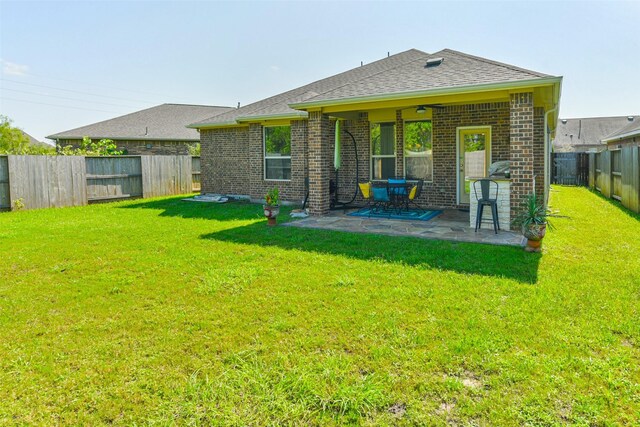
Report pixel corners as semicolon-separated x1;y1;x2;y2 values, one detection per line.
473;179;500;234
370;182;391;216
357;182;373;212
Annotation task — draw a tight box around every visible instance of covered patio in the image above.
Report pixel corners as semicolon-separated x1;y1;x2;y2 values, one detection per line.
285;208;526;247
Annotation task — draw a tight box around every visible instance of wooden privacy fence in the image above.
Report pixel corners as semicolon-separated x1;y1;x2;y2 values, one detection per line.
191;156;201;191
589;147;640;213
552;152;589;186
0;155;200;211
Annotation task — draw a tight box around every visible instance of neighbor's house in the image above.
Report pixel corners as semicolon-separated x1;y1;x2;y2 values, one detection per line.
602;116;640;149
47;103;233;155
552;116;638;153
190;49;562;224
20;130;54;148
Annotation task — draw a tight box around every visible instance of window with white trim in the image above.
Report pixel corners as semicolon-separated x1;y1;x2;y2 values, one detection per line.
370;122;396;180
264;125;291;180
404;120;433;181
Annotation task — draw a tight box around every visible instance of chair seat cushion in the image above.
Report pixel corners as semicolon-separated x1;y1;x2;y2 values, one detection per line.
408;185;418;200
358;182;371;199
372;186;389;201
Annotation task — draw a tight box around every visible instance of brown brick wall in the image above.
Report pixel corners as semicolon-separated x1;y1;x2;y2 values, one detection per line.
308;112;332;214
200;127;250;195
608;136;640;149
199;100;545;216
201;123;307;203
57;139;193;155
246;122;307;203
509;92;535;223
427;102;511;208
330;113;370;205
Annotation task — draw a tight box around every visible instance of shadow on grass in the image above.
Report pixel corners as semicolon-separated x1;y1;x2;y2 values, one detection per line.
200;221;541;283
117;195;286;221
589;188;640;222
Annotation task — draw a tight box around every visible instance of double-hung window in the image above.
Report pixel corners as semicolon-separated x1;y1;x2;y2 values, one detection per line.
404;121;433;181
264;125;291;180
370;122;396;180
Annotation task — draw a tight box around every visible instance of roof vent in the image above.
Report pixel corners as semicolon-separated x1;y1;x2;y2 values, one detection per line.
425;57;444;68
561;119;568;124
628;116;635;121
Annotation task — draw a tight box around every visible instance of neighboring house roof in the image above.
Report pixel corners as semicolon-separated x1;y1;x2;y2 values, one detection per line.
553;116;639;152
21;130;53;147
47;103;233;141
191;48;559;128
601;116;640;143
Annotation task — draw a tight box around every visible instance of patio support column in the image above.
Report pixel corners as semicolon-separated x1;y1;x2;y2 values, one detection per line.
395;110;404;175
509;92;534;223
308;111;331;215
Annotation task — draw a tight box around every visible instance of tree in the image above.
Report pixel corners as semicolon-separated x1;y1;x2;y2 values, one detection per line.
58;136;123;156
0;115;54;155
188;143;201;156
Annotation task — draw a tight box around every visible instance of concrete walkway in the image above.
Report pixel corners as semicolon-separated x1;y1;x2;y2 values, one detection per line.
285;209;526;247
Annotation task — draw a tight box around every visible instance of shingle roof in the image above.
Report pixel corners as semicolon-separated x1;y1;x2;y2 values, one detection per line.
191;48;557;128
601;116;640;142
48;103;233;141
553;116;639;152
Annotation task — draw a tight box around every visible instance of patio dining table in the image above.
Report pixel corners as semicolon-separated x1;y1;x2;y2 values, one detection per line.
387;182;413;213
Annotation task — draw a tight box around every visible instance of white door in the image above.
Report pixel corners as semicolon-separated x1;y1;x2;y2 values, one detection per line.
458;127;491;204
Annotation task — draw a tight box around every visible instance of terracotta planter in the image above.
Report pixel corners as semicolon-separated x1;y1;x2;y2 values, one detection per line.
523;223;546;250
263;204;280;226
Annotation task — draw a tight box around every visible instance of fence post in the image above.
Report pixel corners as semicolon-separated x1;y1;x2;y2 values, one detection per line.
592;153;595;188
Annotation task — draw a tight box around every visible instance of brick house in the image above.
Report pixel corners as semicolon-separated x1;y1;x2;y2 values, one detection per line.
48;103;233;155
553;116;638;153
190;49;562;225
602;117;640;149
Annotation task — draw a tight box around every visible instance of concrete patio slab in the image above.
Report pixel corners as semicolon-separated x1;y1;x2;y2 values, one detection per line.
284;209;526;247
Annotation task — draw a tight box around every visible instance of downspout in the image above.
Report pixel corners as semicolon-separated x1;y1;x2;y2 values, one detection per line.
544;105;558;206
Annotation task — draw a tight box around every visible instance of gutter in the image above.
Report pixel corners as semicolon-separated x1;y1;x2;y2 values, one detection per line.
188;112;309;129
544;106;557;206
540;77;562;206
47;136;201;142
237;112;308;122
289;77;563;110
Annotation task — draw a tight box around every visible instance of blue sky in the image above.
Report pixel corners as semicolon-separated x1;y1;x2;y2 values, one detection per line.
1;0;639;143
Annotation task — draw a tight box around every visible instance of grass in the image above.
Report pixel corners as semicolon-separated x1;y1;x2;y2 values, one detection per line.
0;186;638;425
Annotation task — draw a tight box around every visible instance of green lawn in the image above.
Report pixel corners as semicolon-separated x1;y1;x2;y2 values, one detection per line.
0;187;638;425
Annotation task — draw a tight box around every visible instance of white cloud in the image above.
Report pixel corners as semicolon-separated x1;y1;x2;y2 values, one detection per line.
270;65;280;72
2;60;29;76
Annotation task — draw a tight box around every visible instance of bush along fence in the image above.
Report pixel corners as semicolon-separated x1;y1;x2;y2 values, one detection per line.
0;155;201;211
589;147;640;213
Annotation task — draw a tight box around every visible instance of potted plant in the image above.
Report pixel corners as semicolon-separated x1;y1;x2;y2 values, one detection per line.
513;193;554;252
263;187;280;226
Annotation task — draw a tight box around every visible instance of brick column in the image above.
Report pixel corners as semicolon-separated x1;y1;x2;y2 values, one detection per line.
308;111;331;215
395;110;404;176
510;92;534;223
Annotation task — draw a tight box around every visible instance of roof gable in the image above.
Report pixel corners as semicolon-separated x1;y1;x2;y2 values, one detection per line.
192;48;557;128
191;49;427;127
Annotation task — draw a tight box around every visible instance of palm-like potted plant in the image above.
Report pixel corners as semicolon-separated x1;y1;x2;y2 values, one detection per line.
263;187;280;226
513;193;554;251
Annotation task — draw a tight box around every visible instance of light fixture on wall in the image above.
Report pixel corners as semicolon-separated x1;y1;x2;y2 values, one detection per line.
416;105;427;114
145;143;153;149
